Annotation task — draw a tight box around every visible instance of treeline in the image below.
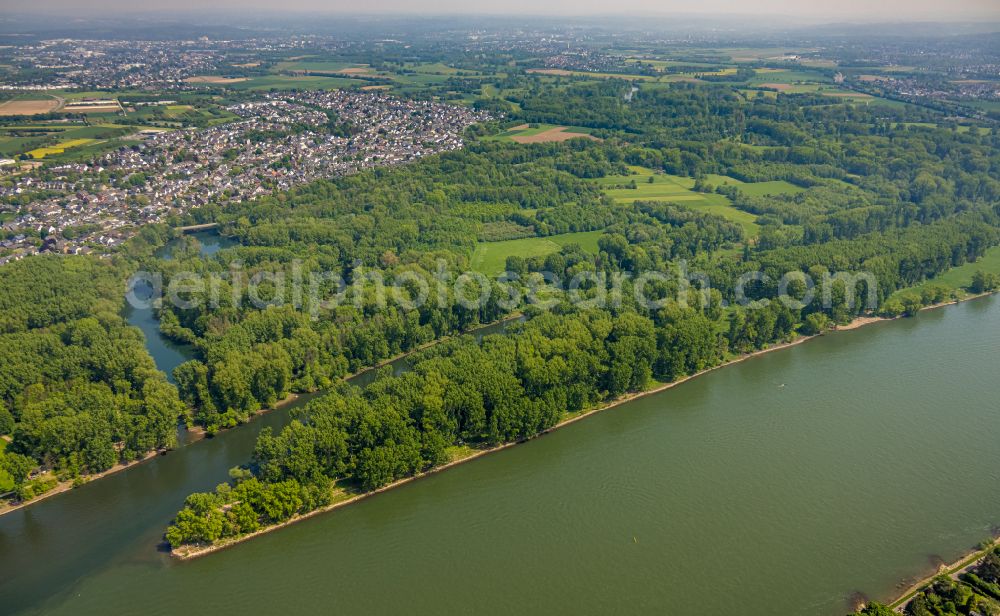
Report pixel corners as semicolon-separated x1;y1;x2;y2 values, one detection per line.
511;212;997;324
158;253;513;432
0;257;183;501
166;299;793;549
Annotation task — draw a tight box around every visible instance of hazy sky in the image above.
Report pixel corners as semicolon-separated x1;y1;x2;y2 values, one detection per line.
9;0;1000;22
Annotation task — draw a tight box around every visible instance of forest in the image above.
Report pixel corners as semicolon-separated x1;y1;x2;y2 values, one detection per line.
1;69;998;528
0;256;182;499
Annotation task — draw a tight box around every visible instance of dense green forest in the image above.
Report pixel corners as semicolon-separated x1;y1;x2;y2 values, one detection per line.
0;256;183;499
150;83;1000;440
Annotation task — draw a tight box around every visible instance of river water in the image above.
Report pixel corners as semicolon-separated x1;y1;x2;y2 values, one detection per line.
1;235;998;615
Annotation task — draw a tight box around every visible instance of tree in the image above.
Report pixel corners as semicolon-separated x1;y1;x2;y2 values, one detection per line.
853;602;895;616
801;312;830;335
0;407;13;435
970;270;1000;294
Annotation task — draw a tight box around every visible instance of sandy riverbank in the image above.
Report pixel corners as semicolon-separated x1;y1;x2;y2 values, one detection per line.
173;295;1000;560
834;291;995;332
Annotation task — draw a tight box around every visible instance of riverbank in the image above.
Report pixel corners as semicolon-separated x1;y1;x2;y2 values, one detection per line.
0;448;164;517
0;314;522;519
9;289;1000;616
171;329;822;560
174;295;1000;561
834;290;995;332
885;537;1000;612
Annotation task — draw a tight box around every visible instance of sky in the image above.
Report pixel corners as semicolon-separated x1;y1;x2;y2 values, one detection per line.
7;0;1000;22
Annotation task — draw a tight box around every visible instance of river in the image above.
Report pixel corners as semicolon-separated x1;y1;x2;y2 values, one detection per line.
0;236;998;614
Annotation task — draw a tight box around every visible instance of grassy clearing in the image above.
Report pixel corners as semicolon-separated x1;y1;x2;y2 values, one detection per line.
890;246;1000;300
471;231;604;275
594;166;761;237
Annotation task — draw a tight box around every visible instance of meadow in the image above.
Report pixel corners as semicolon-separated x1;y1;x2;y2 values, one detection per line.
470;230;604;275
594;166;763;236
890;245;1000;300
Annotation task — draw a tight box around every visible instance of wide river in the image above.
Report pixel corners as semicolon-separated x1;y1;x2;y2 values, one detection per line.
0;239;998;614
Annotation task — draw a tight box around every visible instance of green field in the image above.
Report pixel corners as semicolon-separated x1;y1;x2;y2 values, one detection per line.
737;180;805;197
274;60;369;73
471;231;604;275
405;62;461;75
747;68;829;84
594;167;761;236
891;246;1000;300
954;99;1000;113
223;75;366;90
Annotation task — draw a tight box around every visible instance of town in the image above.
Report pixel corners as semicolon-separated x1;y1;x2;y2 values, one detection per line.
0;90;490;263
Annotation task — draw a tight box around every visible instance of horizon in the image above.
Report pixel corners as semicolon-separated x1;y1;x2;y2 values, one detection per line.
2;3;999;25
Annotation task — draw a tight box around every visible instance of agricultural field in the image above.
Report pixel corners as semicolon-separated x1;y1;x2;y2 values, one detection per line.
0;122;135;159
487;123;598;143
274;60;370;73
224;75;366;90
718;47;818;62
470;231;604;276
26;138;97;159
954;99;1000;113
526;68;657;81
747;68;829;85
184;76;249;84
0;94;61;116
625;58;725;70
55;90;147;101
61;100;123;114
